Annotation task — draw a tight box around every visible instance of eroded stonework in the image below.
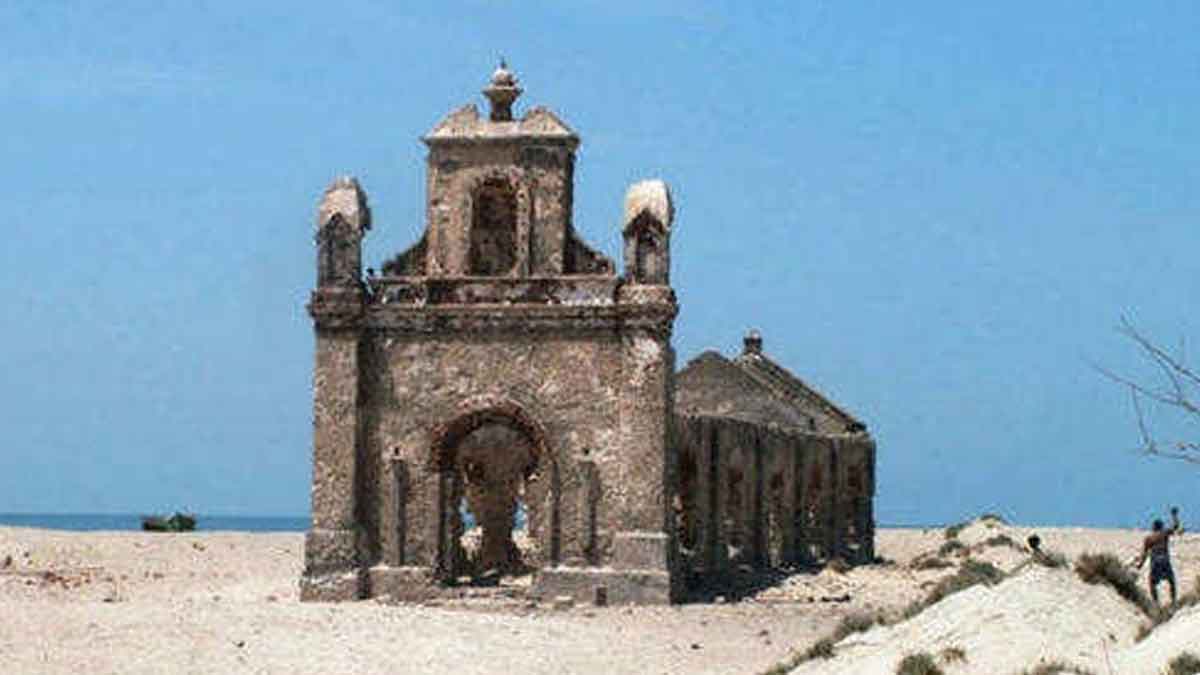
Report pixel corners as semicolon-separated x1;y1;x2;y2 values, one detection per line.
300;64;875;605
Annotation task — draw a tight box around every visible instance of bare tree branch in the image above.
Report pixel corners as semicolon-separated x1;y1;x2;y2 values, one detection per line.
1096;315;1200;465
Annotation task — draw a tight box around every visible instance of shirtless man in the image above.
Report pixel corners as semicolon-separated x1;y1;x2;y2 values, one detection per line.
1135;507;1182;605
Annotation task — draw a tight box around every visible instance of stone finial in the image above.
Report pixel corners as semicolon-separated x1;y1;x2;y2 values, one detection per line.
315;176;370;288
743;329;763;355
621;179;674;285
317;176;371;234
482;59;522;122
622;180;674;234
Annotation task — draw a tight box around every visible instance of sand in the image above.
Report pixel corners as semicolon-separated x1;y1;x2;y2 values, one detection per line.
1;521;1196;675
786;519;1200;675
789;565;1145;674
1112;604;1200;673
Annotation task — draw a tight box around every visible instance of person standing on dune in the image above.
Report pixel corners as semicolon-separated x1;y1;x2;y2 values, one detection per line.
1135;507;1183;605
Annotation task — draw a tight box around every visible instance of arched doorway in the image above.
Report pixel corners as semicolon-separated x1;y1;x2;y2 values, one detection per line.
430;404;559;583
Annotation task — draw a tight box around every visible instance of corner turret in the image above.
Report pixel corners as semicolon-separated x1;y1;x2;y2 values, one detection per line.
622;180;674;285
315;176;371;288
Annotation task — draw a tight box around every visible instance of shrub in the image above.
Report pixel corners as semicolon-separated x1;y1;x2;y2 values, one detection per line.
831;611;881;640
896;652;944;675
944;520;969;540
938;646;966;664
901;559;1004;620
1031;550;1068;569
937;539;966;557
760;559;1006;674
928;560;1003;603
911;555;954;571
983;533;1020;549
803;637;835;660
1074;552;1155;617
757;610;882;672
759;659;795;675
1020;661;1095;675
1168;652;1200;675
979;512;1007;524
757;636;834;673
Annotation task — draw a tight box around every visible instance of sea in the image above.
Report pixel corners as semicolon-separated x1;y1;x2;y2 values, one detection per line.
0;513;309;532
0;513;936;533
0;511;925;533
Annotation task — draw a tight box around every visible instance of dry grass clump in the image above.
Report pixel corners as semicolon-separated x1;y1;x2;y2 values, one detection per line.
938;646;966;664
943;513;1005;541
910;554;954;571
758;610;884;673
759;656;801;675
983;533;1021;550
937;539;966;557
1074;552;1155;617
1019;661;1095;674
802;637;835;660
1167;652;1200;675
758;637;834;674
1031;549;1069;569
761;552;1006;674
912;559;1004;612
895;652;944;675
943;521;969;540
832;610;882;638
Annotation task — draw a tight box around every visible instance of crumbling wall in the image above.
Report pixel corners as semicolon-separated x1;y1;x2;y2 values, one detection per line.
305;66;686;605
673;414;876;578
361;334;622;571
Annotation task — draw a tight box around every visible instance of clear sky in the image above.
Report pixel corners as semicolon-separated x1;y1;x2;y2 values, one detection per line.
2;2;1197;527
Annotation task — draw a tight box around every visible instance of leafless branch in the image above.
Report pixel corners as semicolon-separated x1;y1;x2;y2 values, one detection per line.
1096;315;1200;465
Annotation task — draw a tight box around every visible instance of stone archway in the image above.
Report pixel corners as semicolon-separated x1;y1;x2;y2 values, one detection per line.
429;402;559;581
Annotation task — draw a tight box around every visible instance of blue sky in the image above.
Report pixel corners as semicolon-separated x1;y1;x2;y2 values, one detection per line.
2;2;1197;527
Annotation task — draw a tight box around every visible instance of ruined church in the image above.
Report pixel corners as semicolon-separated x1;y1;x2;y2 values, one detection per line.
301;65;876;604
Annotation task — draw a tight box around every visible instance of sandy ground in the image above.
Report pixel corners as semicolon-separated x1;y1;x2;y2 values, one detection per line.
1;521;1197;675
789;519;1200;675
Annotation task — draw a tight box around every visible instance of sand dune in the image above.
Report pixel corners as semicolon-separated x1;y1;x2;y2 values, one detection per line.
1;520;1196;674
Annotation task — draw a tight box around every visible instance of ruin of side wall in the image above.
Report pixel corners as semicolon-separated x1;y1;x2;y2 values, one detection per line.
673;414;875;577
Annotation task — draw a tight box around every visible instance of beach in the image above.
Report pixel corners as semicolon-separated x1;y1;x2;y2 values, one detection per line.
1;521;1197;674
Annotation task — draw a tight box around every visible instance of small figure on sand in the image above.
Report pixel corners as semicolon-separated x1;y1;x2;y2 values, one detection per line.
1134;506;1182;605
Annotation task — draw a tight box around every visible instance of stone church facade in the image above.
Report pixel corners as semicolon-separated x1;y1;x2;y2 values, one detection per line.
300;65;875;604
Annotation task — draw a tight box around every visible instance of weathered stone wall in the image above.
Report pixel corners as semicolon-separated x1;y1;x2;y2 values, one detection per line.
300;327;364;600
302;66;880;606
674;414;876;577
360;332;625;569
416;137;610;278
300;177;371;601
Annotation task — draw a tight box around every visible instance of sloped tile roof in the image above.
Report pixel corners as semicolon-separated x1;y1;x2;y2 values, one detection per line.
675;342;867;436
732;351;866;433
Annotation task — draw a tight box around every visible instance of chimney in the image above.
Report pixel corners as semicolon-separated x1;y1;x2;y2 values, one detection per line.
743;329;763;355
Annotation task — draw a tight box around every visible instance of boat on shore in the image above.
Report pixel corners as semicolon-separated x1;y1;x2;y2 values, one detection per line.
140;512;196;532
